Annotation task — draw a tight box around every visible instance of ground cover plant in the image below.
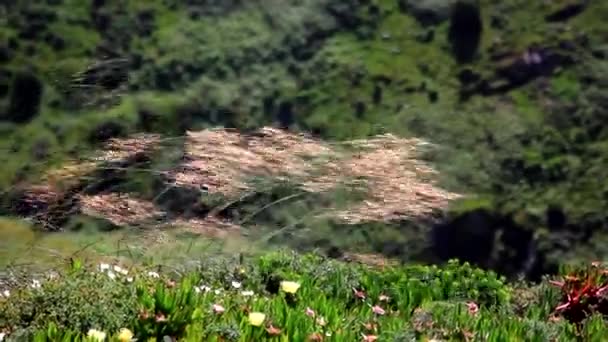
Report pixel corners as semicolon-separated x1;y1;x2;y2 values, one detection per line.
1;252;607;341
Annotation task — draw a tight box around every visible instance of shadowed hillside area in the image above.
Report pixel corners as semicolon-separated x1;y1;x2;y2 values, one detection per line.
1;0;608;340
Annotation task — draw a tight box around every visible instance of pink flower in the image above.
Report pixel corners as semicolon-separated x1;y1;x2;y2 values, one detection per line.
371;305;385;315
305;307;316;317
352;288;366;299
213;304;225;314
465;301;479;315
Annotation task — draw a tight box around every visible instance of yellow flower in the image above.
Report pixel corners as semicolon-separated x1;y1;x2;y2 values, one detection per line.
248;312;266;326
117;328;134;342
280;281;301;294
87;329;107;341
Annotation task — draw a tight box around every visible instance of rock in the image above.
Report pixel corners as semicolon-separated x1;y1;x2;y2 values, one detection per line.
546;0;588;22
448;0;483;63
3;70;44;123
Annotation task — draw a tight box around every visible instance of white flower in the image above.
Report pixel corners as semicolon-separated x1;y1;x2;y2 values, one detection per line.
0;332;5;341
241;290;255;296
231;281;242;289
200;285;211;292
214;289;222;295
147;271;160;278
1;289;9;298
194;286;201;294
114;265;129;275
99;263;110;271
87;329;106;341
107;271;116;280
126;277;134;283
31;279;41;289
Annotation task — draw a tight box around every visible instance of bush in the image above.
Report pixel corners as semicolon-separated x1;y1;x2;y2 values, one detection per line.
1;267;139;340
1;253;606;341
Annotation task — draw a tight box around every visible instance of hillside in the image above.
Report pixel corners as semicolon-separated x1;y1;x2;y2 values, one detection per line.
2;0;608;281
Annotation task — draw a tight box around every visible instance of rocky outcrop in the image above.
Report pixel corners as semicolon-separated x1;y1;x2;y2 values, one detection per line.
459;41;579;99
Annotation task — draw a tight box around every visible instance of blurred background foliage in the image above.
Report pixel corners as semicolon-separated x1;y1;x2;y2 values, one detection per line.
1;0;608;281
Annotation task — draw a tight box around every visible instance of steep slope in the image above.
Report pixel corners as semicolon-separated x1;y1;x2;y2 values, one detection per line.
2;0;608;278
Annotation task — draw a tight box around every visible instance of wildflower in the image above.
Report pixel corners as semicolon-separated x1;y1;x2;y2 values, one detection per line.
194;286;201;294
280;281;301;294
371;305;385;315
214;289;222;295
316;316;327;326
248;312;266;326
353;288;366;299
308;332;323;341
378;294;390;302
107;271;117;280
1;290;9;298
166;280;176;288
87;329;107;341
266;324;282;336
241;290;255;297
139;310;150;320
31;279;41;289
305;307;316;317
212;304;225;314
114;265;128;275
231;281;242;289
147;271;160;278
126;277;134;283
0;332;5;341
117;328;134;342
465;301;479;315
362;335;378;342
155;313;167;323
99;263;110;271
363;322;377;331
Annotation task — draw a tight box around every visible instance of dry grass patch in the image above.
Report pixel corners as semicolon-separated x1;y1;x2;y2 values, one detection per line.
15;127;461;233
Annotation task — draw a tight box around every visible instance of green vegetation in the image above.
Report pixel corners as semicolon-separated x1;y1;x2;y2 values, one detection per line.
3;2;608;335
1;252;607;341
